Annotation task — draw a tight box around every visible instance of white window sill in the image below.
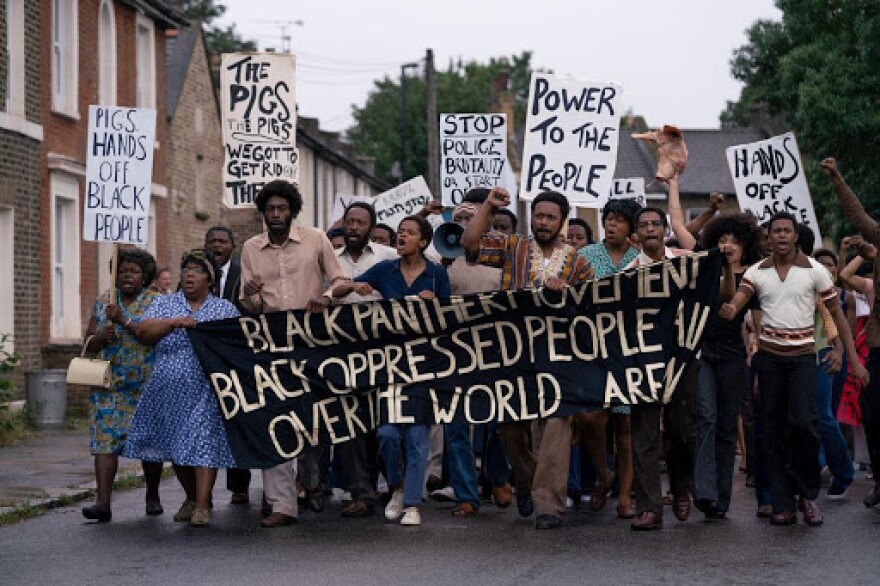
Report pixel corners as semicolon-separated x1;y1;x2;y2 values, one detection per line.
0;112;43;141
51;107;81;122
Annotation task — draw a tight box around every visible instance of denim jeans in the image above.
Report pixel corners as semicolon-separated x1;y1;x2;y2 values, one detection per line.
378;424;430;507
694;356;745;512
754;351;820;511
816;348;854;490
445;420;480;508
749;363;772;507
480;422;511;486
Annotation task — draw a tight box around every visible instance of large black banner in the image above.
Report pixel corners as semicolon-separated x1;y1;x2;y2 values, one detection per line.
189;249;722;469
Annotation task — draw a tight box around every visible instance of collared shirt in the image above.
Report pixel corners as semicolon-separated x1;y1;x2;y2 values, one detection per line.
218;259;231;297
355;259;451;300
474;233;594;291
624;246;690;269
332;241;398;303
740;251;836;356
239;225;349;313
579;242;639;278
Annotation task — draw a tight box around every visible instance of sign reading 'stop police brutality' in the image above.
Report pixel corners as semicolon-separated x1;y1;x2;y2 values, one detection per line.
726;132;821;243
84;106;156;244
521;73;623;206
221;52;298;208
440;113;509;206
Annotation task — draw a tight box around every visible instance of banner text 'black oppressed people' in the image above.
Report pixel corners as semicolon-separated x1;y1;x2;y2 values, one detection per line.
188;250;722;468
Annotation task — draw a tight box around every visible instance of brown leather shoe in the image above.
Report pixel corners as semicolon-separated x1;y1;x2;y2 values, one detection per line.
769;511;796;525
230;492;249;505
452;502;478;517
631;511;663;531
673;494;691;522
801;499;823;527
590;481;610;512
261;512;296;528
340;500;373;518
491;484;513;508
617;500;636;519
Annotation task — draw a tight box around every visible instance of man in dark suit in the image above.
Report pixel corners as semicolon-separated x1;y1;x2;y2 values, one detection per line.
205;226;249;504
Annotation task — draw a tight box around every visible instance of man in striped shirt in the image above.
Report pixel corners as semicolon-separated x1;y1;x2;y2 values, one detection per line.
720;211;868;527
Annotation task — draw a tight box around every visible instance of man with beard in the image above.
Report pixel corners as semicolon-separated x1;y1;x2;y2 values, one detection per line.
461;187;594;530
330;201;397;517
623;206;698;531
205;226;250;505
239;180;349;528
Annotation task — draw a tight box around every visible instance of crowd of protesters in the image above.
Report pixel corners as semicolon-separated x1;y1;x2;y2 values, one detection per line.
80;158;879;531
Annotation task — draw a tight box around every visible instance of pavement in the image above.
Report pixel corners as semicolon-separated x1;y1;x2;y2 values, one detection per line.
0;428;143;513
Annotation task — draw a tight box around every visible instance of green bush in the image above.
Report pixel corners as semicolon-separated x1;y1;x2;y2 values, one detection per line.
0;333;29;445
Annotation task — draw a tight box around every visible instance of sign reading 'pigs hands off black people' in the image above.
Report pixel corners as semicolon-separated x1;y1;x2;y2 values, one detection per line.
521;73;623;206
440;113;510;206
84;106;156;245
221;53;299;208
726;132;821;243
188;250;723;469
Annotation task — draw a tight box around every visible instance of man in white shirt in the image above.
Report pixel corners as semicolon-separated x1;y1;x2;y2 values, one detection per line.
330;201;397;517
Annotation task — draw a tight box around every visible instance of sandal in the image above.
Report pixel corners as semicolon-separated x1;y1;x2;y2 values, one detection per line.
452;503;477;517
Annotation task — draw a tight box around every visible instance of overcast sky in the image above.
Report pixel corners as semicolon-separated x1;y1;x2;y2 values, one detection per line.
219;0;781;134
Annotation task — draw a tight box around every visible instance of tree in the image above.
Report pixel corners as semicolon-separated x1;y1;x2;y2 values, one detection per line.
347;52;540;185
723;0;880;240
172;0;256;54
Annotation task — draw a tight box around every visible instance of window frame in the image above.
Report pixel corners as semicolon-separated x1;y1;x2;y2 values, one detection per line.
49;172;82;343
51;0;79;118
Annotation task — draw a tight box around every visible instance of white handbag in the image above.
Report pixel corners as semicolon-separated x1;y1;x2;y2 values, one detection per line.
66;336;112;389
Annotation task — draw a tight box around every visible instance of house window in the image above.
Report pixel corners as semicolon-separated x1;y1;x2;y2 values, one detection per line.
98;0;116;106
136;16;155;109
194;155;204;213
0;206;13;351
50;172;81;341
52;0;78;117
5;0;24;117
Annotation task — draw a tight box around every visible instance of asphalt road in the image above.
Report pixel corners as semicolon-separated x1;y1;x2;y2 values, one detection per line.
2;471;878;585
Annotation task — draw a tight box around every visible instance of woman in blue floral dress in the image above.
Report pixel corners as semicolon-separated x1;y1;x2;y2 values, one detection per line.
81;248;163;523
125;249;239;527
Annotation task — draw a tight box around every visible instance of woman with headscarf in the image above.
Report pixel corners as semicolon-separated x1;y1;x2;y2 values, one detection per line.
124;249;239;527
81;248;164;523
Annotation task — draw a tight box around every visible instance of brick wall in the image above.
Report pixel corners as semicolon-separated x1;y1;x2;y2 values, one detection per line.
166;29;229;280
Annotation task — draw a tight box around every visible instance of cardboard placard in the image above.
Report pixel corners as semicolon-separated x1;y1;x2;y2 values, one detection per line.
440;113;510;206
221;52;298;208
521;73;623;206
84;106;156;244
726;132;820;242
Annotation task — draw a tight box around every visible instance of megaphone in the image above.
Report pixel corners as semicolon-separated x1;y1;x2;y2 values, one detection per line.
433;222;465;259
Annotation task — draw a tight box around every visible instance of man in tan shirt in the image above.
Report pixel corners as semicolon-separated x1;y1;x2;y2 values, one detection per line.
239;180;349;528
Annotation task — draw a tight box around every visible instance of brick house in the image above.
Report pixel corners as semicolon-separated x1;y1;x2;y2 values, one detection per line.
0;0;43;392
37;0;185;389
163;22;225;283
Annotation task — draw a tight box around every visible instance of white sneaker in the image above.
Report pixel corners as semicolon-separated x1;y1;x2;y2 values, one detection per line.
430;486;456;503
400;506;421;526
385;489;404;520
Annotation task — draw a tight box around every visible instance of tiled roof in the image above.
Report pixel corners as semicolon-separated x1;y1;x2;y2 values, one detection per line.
675;128;767;195
166;23;201;119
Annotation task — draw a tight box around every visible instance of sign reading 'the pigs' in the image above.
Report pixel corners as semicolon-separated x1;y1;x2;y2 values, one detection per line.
521;73;623;206
726;132;820;243
440;113;509;206
221;52;298;208
84;105;156;245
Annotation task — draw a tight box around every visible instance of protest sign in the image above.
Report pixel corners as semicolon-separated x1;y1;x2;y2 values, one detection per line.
221;52;298;208
374;176;434;229
440;113;509;206
521;73;623;206
726;132;821;242
329;194;373;226
83;106;156;245
609;178;646;206
189;250;723;468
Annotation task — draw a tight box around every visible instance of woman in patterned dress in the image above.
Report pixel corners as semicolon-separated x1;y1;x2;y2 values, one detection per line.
81;248;163;523
125;249;239;527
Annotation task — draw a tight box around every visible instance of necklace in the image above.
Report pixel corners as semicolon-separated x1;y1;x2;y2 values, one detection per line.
529;241;568;286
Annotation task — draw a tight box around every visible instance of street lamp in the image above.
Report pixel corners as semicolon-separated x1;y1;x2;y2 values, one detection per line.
399;62;420;184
